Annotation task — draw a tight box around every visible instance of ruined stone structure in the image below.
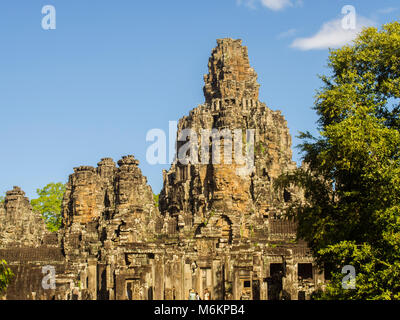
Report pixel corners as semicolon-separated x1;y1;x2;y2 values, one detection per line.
0;39;324;300
0;187;66;300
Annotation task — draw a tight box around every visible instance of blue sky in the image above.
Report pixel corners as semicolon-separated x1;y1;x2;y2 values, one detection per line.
0;0;399;199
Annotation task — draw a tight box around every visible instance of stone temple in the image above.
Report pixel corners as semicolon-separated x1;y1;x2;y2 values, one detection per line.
0;39;325;300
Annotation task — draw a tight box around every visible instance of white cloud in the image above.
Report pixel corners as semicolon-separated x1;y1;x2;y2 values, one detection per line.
261;0;293;11
277;28;297;39
377;7;397;14
236;0;257;9
237;0;302;11
290;16;375;51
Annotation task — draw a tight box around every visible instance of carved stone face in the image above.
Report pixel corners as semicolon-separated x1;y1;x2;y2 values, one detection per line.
118;182;130;204
117;174;137;207
72;184;97;222
116;172;127;202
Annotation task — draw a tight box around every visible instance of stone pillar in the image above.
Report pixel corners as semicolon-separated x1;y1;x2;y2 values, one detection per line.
183;261;192;300
261;279;268;300
154;255;164;300
233;269;239;300
314;264;324;292
88;259;97;300
283;255;296;300
106;264;113;299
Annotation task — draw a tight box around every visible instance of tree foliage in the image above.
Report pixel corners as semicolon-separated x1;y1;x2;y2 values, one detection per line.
153;193;159;208
276;22;400;299
0;260;14;295
31;182;66;232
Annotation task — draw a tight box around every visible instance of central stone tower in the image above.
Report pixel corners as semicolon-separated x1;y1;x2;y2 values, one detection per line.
160;38;298;239
203;39;260;103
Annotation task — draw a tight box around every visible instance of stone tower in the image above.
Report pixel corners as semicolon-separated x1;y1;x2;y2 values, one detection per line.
0;187;65;300
0;187;49;247
160;38;298;237
203;39;260;103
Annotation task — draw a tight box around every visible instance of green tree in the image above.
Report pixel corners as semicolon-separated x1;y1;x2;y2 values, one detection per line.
0;260;14;295
0;195;4;204
153;193;159;208
31;182;66;232
276;22;400;299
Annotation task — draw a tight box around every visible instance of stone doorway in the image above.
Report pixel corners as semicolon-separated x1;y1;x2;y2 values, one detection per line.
268;263;284;300
252;280;260;300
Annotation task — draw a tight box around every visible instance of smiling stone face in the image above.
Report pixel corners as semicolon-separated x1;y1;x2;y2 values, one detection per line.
62;166;101;225
72;182;97;223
